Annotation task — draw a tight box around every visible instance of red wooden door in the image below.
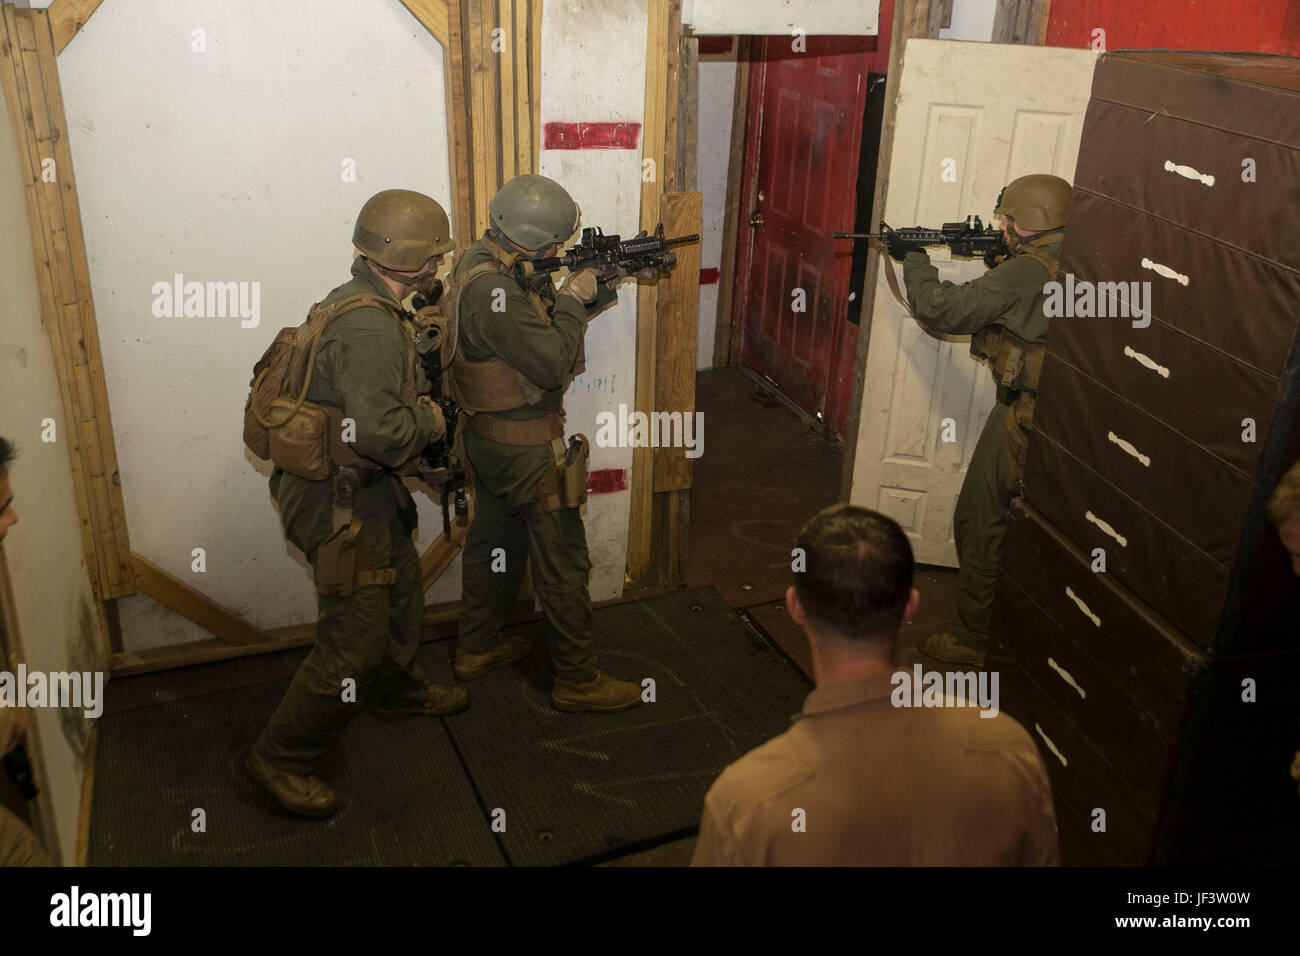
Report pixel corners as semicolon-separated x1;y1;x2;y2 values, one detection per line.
732;37;871;433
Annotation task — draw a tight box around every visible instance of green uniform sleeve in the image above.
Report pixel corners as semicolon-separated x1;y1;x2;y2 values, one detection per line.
464;274;586;391
325;310;442;468
902;251;1031;335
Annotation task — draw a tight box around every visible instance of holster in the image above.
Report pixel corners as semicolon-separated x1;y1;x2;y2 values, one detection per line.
315;518;363;596
560;433;590;509
522;434;589;519
1001;392;1036;495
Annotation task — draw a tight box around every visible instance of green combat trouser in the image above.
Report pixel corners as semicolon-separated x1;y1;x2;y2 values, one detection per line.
458;428;596;681
952;401;1014;652
254;474;432;776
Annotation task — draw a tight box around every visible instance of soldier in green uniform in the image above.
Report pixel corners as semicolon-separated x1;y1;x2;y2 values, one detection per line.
885;174;1071;667
449;174;645;711
245;190;469;818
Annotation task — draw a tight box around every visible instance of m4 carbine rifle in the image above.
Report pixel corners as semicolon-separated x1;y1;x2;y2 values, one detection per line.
835;216;1009;269
408;282;468;540
518;223;699;284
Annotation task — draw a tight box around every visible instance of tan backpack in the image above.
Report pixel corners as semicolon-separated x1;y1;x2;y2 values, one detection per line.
243;293;406;480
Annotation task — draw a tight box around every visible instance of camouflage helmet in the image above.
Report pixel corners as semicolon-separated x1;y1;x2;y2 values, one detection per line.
994;174;1072;231
353;189;454;271
489;174;580;251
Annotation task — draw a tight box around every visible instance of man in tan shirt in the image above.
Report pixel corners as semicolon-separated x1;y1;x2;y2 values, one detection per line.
692;503;1058;866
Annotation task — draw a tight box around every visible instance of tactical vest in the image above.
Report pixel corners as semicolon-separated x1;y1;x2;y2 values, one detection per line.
446;234;586;445
968;228;1062;401
968;228;1062;494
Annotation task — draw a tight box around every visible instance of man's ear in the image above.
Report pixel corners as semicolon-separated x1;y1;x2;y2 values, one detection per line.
903;588;921;625
786;586;807;626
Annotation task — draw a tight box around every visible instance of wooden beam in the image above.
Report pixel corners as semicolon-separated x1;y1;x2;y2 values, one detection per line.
663;0;682;192
420;503;472;591
529;0;542;172
712;36;749;368
1;8;134;610
497;0;516;180
47;0;104;55
653;190;702;493
445;0;473;251
839;0;945;504
132;553;265;647
992;0;1051;45
627;0;672;584
399;0;451;48
465;0;501;238
511;0;533;175
676;35;698;191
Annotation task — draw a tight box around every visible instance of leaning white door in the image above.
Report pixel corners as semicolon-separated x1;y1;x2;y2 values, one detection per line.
850;39;1097;566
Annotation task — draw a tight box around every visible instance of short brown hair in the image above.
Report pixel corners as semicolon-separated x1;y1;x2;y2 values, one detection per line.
1268;460;1300;526
793;504;913;640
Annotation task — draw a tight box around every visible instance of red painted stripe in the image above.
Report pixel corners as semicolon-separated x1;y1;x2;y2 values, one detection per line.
544;122;642;150
587;468;629;494
699;267;719;285
697;36;733;55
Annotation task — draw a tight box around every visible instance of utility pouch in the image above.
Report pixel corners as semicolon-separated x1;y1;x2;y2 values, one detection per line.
315;518;363;596
1002;393;1036;495
267;397;332;480
560;433;589;509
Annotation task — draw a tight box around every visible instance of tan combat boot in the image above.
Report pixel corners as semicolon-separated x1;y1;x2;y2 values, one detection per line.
243;749;338;819
551;670;643;713
374;683;470;720
454;635;534;681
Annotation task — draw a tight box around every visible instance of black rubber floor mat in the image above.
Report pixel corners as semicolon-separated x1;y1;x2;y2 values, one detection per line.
439;585;812;866
87;677;505;866
746;602;812;677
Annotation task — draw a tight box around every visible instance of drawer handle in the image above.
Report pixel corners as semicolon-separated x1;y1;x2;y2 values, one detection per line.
1085;510;1128;548
1064;586;1101;628
1140;257;1190;286
1035;723;1069;768
1047;656;1087;699
1123;345;1170;379
1163;159;1215;187
1107;430;1151;468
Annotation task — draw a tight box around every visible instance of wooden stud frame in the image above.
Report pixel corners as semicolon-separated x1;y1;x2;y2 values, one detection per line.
4;0;684;671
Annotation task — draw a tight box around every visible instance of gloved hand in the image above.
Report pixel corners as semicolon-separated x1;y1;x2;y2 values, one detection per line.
418;395;447;440
558;267;600;304
883;225;924;262
611;264;661;282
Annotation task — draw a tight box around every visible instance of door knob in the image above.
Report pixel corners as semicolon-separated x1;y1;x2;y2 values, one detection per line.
748;213;764;228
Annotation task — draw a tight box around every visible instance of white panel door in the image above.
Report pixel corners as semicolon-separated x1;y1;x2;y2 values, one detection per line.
850;39;1098;566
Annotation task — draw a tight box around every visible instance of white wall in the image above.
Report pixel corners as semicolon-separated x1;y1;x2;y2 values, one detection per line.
0;74;100;864
694;46;737;369
55;0;454;647
941;0;998;42
540;0;649;601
